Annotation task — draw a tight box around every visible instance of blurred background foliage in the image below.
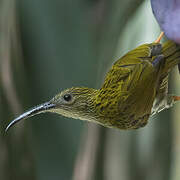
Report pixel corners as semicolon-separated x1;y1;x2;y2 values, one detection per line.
0;0;180;180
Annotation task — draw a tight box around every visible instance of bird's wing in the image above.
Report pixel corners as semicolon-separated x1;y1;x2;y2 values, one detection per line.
115;43;162;66
101;43;162;91
99;43;164;118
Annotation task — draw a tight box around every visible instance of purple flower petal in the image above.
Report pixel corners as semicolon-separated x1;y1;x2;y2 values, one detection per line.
151;0;180;44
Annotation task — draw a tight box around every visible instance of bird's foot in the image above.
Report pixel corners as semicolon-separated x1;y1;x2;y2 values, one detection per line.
172;96;180;102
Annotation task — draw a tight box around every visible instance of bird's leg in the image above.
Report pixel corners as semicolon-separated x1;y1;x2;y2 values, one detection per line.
154;32;164;43
150;34;163;57
149;32;165;66
150;44;162;57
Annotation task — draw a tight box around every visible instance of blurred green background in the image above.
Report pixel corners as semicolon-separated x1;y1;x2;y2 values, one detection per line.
1;0;180;180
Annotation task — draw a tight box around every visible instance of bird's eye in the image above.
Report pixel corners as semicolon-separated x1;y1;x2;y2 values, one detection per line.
63;94;72;102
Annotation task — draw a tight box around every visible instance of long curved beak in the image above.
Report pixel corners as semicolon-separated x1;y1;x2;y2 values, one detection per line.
5;102;56;132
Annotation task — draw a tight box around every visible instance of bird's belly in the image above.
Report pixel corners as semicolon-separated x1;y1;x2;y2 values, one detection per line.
98;112;150;130
113;113;150;129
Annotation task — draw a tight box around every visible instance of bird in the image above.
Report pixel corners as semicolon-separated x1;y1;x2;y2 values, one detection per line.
5;32;180;131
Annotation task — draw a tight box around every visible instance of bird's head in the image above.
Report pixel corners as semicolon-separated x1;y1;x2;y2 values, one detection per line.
5;87;98;132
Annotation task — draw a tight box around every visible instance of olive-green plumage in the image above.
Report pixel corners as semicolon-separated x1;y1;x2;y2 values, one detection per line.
6;40;180;131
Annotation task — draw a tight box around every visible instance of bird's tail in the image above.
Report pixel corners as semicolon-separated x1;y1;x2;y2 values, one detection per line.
162;40;180;74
